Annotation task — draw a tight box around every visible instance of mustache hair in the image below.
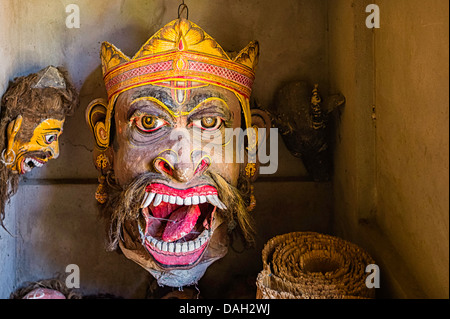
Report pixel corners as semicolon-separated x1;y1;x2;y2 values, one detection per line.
100;171;255;252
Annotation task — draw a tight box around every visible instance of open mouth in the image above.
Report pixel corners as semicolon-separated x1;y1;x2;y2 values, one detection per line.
20;157;46;174
138;183;227;268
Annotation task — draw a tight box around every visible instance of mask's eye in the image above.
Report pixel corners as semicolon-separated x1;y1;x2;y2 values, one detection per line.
131;113;168;133
192;117;223;131
45;134;58;144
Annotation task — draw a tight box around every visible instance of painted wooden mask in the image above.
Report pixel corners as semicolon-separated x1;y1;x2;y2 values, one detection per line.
0;66;78;224
87;19;269;287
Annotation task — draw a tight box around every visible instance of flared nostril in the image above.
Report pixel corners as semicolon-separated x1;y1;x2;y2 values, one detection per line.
194;156;211;176
154;157;174;177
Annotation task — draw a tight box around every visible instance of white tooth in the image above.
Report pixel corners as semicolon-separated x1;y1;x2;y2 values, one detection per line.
199;229;208;238
153;194;163;207
199;195;207;203
169;195;176;204
156;241;162;250
181;242;188;253
141;193;150;208
188;241;195;251
175;243;182;253
194;240;201;249
192;196;200;205
141;192;156;208
162;194;170;203
206;195;219;207
184;197;192;205
176;196;184;205
200;237;206;245
162;242;168;251
214;195;227;210
138;223;145;239
168;243;175;253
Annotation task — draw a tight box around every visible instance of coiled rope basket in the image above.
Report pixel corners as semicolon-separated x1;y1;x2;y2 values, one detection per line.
256;232;376;299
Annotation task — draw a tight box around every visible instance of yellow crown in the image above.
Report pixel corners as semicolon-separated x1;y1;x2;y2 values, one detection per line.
95;18;259;149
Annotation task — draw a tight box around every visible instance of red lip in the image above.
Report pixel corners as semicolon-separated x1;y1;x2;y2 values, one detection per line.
144;237;210;267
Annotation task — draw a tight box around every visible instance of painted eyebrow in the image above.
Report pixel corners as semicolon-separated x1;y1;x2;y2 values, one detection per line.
185;92;228;111
185;97;232;120
130;88;174;108
127;97;176;122
42;128;62;133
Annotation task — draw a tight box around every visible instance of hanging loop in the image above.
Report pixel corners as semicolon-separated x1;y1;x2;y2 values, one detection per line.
1;149;16;166
178;0;189;20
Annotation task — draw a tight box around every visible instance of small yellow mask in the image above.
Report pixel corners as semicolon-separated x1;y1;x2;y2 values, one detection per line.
6;118;64;174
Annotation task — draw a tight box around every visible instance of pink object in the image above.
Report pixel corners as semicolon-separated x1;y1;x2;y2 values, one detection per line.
23;288;66;299
163;205;201;242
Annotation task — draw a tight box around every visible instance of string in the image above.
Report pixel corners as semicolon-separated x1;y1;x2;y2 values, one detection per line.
146;215;176;224
178;0;189;20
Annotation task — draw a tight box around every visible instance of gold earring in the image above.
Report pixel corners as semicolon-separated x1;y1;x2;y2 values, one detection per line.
245;163;257;178
247;185;256;212
95;153;110;204
95;175;108;204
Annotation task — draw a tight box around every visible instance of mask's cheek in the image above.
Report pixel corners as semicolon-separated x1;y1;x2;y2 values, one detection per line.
112;143;155;186
209;161;242;187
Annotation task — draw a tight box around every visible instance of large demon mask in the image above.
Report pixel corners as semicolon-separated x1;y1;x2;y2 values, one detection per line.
0;66;78;225
86;19;270;287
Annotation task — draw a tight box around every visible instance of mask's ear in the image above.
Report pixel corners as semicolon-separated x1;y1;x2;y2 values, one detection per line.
244;108;272;182
6;115;23;154
86;98;114;175
86;98;110;150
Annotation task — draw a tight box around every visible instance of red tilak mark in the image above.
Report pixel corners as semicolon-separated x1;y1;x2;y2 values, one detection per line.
178;39;185;51
145;183;217;199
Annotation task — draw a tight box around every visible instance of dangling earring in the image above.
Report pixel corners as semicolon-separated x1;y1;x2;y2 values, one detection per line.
246;185;256;212
95;153;110;204
95;175;108;204
0;149;16;166
245;163;257;178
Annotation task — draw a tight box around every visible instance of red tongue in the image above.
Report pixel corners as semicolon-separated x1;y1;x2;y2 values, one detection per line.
162;205;201;242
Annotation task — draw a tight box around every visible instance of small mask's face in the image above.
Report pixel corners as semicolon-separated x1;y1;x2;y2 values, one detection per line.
113;83;243;276
9;118;64;175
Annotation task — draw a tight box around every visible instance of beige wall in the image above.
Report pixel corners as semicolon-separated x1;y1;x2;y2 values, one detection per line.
374;0;449;298
330;0;449;298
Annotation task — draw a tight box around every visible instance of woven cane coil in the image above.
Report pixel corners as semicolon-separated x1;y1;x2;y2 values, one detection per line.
256;232;376;299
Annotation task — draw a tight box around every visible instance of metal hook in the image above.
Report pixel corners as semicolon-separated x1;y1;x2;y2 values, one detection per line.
178;0;189;20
